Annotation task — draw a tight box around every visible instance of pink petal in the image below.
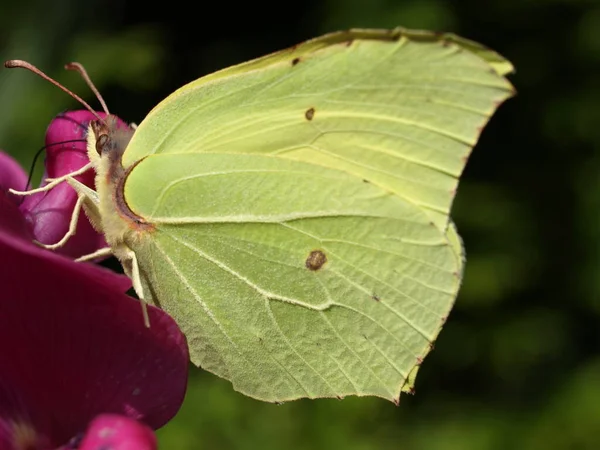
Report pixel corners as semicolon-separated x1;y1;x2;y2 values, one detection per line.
43;110;100;179
0;192;188;447
0;151;29;204
77;415;157;450
19;110;131;259
0;187;34;242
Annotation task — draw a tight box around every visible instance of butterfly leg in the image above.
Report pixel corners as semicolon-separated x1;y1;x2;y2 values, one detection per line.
8;162;93;196
32;176;102;251
35;194;86;250
75;247;113;262
124;248;151;328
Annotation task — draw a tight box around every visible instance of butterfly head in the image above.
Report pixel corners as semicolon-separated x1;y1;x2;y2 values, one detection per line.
88;116;135;167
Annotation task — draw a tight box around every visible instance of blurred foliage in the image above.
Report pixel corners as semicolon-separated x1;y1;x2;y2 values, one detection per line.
1;0;599;448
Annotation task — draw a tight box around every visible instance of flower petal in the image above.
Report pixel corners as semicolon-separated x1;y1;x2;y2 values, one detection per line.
0;192;188;447
0;187;34;242
77;415;157;450
0;151;28;204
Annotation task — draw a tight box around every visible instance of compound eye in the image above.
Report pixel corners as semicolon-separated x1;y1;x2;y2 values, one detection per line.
96;134;109;155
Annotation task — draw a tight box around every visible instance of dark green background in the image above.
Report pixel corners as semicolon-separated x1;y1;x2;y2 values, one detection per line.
1;0;598;448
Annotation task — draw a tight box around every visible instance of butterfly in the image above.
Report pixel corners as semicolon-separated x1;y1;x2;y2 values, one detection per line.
7;28;514;403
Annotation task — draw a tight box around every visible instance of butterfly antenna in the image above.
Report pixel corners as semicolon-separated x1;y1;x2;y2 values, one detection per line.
4;60;104;121
24;146;46;192
64;62;110;115
22;138;87;197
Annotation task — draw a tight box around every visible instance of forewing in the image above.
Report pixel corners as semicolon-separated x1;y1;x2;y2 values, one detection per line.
123;28;513;229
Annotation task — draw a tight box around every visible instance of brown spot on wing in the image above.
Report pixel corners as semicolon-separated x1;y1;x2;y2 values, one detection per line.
292;57;301;66
305;250;327;271
305;107;315;121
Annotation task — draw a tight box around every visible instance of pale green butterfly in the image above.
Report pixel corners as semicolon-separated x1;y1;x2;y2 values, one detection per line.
8;28;514;403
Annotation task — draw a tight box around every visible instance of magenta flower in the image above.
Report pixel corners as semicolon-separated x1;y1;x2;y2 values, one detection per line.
17;110;129;259
0;148;188;448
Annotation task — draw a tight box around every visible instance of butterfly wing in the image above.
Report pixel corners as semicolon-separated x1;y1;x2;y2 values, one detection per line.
118;28;513;402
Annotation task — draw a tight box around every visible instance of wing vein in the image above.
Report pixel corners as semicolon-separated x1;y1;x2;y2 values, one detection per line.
264;298;337;395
